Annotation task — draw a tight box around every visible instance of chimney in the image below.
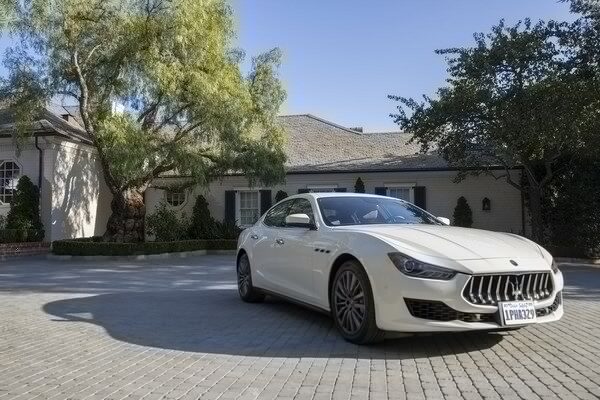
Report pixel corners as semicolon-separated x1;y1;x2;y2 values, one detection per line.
350;127;363;133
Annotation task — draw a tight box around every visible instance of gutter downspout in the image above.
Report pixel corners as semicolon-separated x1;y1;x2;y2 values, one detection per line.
34;135;43;191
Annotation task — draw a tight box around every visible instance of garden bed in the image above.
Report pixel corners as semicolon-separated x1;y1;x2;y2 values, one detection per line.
52;237;237;257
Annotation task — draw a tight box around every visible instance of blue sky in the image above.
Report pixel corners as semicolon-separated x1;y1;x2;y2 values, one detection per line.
1;1;575;131
234;0;574;131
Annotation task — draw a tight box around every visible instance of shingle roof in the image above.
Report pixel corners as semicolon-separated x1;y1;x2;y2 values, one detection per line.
280;114;447;173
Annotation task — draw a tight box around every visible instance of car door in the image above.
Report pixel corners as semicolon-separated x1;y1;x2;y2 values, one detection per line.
271;198;320;304
249;199;294;291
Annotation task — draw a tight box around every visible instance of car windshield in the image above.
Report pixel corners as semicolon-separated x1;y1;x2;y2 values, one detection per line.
317;196;442;226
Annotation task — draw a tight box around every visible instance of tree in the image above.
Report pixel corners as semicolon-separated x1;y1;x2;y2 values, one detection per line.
354;177;365;193
1;0;286;242
187;195;216;239
452;197;473;228
6;176;43;231
0;0;14;28
390;19;600;243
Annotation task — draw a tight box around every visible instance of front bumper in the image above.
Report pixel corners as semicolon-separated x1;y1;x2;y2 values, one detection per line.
372;267;564;332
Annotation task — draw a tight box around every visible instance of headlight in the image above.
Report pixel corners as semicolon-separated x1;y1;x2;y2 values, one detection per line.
551;259;559;274
388;252;457;280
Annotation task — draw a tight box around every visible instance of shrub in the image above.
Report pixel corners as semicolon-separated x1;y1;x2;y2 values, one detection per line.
354;177;365;193
453;196;473;227
187;195;217;239
213;220;243;240
52;238;237;256
146;201;187;241
275;190;288;202
6;176;43;231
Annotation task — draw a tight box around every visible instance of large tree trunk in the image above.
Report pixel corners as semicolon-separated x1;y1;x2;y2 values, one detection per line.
103;189;146;242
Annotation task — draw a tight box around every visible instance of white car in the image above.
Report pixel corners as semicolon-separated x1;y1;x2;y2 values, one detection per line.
236;193;563;344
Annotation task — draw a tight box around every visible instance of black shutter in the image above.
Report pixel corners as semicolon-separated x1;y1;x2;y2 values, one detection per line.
334;188;347;192
374;187;387;196
414;186;427;210
260;190;272;215
298;188;310;194
224;190;236;223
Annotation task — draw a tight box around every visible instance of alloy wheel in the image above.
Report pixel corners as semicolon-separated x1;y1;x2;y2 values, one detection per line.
334;270;366;335
237;256;251;296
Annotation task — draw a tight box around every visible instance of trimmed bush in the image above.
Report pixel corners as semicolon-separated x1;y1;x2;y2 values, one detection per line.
146;201;187;241
187;195;217;239
275;190;288;202
52;238;237;256
453;196;473;227
5;176;44;241
354;177;365;193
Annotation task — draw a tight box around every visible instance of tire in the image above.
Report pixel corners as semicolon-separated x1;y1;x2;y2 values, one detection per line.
237;253;265;303
330;260;384;344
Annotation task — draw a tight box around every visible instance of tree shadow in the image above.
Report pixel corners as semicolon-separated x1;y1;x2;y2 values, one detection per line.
43;288;506;358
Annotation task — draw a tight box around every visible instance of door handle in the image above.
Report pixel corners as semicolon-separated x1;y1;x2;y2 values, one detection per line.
275;238;285;245
250;234;259;240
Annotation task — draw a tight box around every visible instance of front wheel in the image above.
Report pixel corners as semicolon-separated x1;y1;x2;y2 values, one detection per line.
237;253;265;303
331;260;384;344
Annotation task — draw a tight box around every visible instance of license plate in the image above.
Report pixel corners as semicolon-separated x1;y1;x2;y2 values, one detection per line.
499;301;536;326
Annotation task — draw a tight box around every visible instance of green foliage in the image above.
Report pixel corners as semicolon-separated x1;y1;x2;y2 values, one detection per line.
1;0;287;241
390;19;600;241
275;190;288;202
6;176;43;232
146;201;187;242
354;177;365;193
187;195;216;239
547;157;600;258
453;197;473;228
51;238;237;256
186;195;242;240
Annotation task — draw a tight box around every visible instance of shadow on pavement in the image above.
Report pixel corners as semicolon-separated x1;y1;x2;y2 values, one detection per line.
43;288;505;358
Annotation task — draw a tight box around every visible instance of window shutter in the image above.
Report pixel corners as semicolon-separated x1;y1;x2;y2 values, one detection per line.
334;188;347;192
374;187;387;196
298;188;310;194
260;190;272;215
224;190;236;224
414;186;427;210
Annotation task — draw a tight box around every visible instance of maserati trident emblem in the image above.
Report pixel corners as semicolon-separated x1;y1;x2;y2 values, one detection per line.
510;259;519;266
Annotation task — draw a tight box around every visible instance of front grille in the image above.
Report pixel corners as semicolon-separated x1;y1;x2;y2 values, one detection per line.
405;299;496;323
536;292;562;317
463;272;554;306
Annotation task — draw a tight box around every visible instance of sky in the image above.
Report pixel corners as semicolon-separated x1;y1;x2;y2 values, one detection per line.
0;1;575;131
234;0;574;131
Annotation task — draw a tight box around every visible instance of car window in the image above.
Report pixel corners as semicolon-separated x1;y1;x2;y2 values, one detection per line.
317;196;441;226
288;198;315;226
263;200;294;227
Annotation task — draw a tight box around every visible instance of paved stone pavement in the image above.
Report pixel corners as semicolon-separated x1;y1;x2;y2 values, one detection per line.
0;256;599;400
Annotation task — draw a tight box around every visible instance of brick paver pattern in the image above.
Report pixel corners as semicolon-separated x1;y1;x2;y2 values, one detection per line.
0;256;599;400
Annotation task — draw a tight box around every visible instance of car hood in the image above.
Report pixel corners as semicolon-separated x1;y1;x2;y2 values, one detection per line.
337;225;543;261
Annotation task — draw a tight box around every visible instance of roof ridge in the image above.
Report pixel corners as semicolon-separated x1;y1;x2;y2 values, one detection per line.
279;113;363;135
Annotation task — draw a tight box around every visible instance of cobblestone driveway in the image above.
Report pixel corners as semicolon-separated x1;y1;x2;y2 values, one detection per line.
0;256;599;400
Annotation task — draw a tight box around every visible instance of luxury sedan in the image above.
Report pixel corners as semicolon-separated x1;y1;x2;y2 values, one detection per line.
236;193;563;344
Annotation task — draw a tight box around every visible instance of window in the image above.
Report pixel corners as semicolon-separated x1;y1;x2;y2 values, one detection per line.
238;190;260;226
307;185;338;193
317;196;440;227
165;190;186;207
0;161;20;205
288;198;315;225
386;185;414;202
264;199;294;227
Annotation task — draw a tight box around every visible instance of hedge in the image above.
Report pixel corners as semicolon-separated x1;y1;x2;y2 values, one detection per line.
52;237;237;256
0;229;45;244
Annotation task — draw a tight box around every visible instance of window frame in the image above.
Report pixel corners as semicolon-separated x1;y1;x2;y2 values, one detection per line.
235;189;261;227
0;160;22;206
165;190;187;208
385;183;415;203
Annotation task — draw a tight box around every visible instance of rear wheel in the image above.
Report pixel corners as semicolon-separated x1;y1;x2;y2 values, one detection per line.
237;253;265;303
331;260;384;344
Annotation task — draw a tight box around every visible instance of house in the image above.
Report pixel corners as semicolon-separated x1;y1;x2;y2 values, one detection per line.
0;107;525;241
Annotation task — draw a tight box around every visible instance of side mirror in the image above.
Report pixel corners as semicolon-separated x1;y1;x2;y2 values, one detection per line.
437;217;451;226
285;213;315;229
